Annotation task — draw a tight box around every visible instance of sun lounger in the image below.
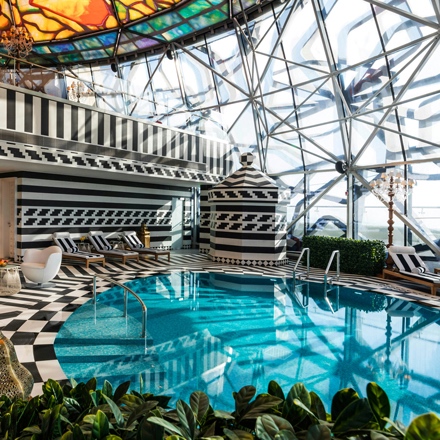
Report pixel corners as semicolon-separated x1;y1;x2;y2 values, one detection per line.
122;231;170;262
88;231;139;264
53;232;106;269
382;245;440;295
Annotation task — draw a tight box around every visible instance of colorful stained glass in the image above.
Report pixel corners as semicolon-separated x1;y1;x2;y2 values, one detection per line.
0;0;259;65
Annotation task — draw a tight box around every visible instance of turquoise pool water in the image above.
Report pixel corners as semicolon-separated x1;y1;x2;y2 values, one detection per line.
54;272;440;425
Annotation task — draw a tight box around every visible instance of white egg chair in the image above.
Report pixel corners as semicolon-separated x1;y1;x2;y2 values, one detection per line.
21;246;62;288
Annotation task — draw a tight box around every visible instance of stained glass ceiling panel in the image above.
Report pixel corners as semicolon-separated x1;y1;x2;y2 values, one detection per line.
0;0;266;65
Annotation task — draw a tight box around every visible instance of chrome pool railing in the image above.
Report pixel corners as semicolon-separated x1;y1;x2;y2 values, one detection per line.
293;247;310;279
92;274;147;339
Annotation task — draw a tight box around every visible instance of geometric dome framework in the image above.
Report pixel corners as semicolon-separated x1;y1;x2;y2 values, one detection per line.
1;0;440;258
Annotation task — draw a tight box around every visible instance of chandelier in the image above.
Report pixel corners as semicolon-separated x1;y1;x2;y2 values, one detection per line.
0;25;33;59
370;170;416;270
66;81;95;102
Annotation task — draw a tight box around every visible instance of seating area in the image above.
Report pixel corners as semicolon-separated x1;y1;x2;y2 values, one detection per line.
87;231;140;264
21;246;62;288
122;231;170;261
382;245;440;296
53;232;106;269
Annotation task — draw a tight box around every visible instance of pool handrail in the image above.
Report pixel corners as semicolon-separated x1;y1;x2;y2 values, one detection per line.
92;274;147;339
293;247;310;279
324;250;340;282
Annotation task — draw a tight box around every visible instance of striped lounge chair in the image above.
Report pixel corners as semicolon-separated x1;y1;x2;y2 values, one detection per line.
53;232;105;268
88;231;139;264
382;246;440;296
122;231;170;262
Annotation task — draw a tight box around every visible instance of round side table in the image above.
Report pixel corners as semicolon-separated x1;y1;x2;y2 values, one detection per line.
0;264;21;296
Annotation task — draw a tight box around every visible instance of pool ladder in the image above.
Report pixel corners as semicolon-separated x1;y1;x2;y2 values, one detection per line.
92;274;148;342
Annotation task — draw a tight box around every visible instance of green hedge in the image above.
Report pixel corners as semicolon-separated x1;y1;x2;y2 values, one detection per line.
302;235;386;276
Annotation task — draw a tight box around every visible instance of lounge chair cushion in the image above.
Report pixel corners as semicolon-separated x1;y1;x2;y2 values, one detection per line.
53;233;79;253
123;232;145;249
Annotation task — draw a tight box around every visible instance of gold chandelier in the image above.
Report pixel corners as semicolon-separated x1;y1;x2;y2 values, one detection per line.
0;25;33;59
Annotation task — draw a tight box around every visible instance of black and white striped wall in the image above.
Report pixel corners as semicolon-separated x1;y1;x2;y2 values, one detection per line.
14;172;193;257
0;83;236;179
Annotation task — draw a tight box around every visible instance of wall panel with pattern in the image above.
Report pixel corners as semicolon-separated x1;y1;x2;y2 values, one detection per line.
14;172;193;256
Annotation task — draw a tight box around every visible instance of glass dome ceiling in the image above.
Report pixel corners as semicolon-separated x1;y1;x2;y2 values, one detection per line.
0;0;268;65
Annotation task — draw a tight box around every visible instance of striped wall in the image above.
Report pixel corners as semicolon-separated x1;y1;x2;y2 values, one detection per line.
0;84;236;179
15;172;194;256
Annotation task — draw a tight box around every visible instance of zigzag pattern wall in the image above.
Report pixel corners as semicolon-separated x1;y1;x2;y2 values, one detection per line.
15;173;193;256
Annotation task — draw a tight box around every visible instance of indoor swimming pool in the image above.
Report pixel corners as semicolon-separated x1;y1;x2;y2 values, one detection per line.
54;271;440;425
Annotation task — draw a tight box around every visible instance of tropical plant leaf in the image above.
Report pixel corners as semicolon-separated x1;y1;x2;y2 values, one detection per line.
224;428;255;440
268;381;285;401
405;412;440;440
137;418;165;440
126;400;160;428
92;409;110;439
366;382;390;431
332;398;374;435
286;383;311;410
274;429;298;440
176;399;196;440
113;381;130;403
102;380;113;399
255;416;274;440
330;388;359;421
294;398;320;421
43;379;64;405
190;391;210;423
234;386;257;416
306;424;332;440
213;409;235;420
85;377;98;392
309;392;327;421
102;394;124;428
242;396;283;420
120;394;145;408
382;417;406;436
147;416;185;437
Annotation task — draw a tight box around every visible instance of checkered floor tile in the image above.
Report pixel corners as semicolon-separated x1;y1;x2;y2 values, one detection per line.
1;251;439;396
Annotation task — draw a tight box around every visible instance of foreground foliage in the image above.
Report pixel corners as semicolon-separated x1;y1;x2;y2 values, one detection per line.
0;378;438;439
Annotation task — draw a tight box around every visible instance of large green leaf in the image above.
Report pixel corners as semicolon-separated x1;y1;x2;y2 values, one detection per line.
102;381;113;399
102;394;124;428
268;381;285;401
176;399;196;440
256;414;280;439
234;386;256;416
113;381;130;403
405;413;440;440
274;430;297;440
85;378;98;392
332;398;374;435
126;401;160;429
137;418;165;440
120;394;145;408
43;379;64;406
306;424;332;440
330;388;359;421
309;392;327;421
147;416;185;437
224;428;255;440
92;409;110;439
242;396;283;420
366;382;390;430
190;391;210;424
286;384;311;410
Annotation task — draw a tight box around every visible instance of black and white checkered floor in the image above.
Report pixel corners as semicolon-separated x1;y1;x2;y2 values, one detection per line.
2;251;440;396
